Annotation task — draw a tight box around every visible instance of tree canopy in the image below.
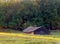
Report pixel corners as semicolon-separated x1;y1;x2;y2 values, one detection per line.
0;0;60;31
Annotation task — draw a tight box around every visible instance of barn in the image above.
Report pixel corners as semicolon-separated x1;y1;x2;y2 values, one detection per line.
23;26;50;35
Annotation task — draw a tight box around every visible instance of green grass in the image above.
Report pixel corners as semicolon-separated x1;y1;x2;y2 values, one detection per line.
0;29;60;44
50;30;60;38
0;35;60;44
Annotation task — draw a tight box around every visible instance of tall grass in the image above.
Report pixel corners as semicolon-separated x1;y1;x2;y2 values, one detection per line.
0;34;60;44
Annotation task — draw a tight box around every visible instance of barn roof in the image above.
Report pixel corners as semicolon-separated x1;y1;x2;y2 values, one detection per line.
23;26;42;32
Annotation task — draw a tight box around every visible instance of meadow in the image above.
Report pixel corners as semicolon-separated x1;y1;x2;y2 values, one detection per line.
0;29;60;44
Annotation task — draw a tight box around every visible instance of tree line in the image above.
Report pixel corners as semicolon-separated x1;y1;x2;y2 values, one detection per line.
0;0;60;31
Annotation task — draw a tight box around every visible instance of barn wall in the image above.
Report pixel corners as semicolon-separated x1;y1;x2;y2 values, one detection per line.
24;32;34;35
34;28;50;35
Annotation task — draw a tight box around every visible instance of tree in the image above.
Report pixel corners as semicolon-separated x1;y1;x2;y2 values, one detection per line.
37;0;58;30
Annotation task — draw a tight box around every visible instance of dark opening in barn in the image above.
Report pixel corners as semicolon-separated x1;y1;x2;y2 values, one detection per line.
34;27;50;35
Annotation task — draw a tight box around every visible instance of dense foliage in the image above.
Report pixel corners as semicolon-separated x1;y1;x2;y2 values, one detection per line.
0;0;60;31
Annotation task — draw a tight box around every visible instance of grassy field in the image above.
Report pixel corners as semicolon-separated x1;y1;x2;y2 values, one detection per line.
0;31;60;44
0;33;60;44
0;29;60;44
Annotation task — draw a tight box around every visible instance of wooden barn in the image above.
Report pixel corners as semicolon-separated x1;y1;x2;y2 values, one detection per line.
23;26;50;35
